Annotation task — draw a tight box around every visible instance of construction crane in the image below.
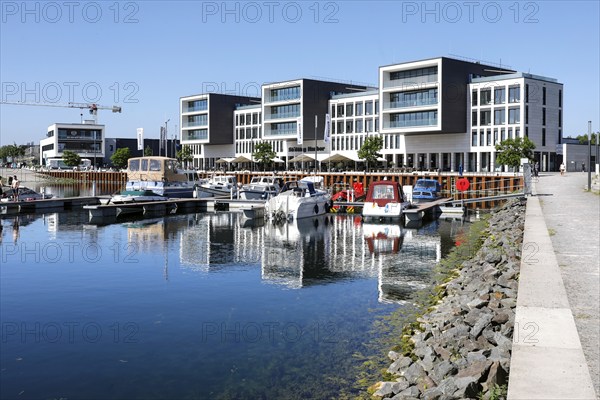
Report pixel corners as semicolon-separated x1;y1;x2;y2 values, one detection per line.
0;101;122;124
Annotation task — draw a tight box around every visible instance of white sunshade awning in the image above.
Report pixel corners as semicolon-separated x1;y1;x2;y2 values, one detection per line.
321;153;361;163
272;157;285;163
231;155;253;163
289;154;330;163
215;157;235;164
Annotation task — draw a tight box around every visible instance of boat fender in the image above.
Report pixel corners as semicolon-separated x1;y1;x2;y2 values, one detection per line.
384;204;389;213
313;204;319;214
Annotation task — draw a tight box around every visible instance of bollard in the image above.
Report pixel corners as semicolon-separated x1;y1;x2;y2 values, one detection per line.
92;181;97;197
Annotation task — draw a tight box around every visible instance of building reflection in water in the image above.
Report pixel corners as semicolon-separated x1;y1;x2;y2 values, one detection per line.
61;210;459;304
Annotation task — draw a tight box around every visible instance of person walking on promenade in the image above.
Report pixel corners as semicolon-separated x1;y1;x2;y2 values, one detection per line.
560;162;566;176
582;162;586;172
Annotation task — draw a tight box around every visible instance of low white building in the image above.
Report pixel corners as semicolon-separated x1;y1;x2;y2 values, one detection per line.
40;121;104;167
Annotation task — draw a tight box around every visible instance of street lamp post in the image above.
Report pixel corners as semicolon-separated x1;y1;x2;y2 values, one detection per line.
165;119;170;157
588;121;592;190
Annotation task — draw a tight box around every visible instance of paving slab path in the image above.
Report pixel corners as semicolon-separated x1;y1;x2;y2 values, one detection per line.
535;171;600;397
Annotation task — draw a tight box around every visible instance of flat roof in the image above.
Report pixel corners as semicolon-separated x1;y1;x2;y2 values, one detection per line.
472;72;559;84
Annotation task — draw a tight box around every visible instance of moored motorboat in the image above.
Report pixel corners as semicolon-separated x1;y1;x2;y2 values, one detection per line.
265;177;331;222
239;176;283;200
412;179;442;203
362;180;411;222
111;156;197;203
0;186;53;202
194;175;239;198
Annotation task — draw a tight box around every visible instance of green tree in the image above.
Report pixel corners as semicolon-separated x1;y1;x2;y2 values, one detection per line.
111;147;131;169
62;150;81;167
358;135;383;172
176;145;193;168
573;133;598;145
252;142;276;171
144;145;153;156
495;137;536;169
0;143;27;162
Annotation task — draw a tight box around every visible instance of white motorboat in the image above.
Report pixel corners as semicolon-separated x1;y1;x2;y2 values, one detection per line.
239;176;283;200
362;180;411;222
194;175;239;198
110;156;197;203
265;177;331;221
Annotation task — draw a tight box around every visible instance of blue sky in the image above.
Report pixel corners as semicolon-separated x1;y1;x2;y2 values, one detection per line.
1;0;599;145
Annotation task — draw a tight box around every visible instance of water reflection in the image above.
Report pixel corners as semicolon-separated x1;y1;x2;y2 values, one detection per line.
116;212;452;304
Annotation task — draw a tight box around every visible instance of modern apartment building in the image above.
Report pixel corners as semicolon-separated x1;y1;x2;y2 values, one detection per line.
179;57;563;172
180;93;261;168
40;121;104;167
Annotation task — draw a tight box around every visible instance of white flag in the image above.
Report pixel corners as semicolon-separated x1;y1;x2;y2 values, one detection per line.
297;117;303;145
324;113;331;144
137;128;144;150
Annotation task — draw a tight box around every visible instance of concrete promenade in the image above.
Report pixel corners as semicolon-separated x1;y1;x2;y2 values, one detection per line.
508;172;599;399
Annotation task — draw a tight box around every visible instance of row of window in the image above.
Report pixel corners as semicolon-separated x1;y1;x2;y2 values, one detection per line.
183;129;208;141
268;86;300;102
236;140;283;154
270;104;300;119
331;100;379;118
388;88;438;108
471;127;524;147
390;66;437;81
57;129;102;140
334;118;379;134
188;115;208;127
270;121;297;135
389;111;438;128
236;127;260;140
473;108;521;126
187;99;207;112
236;112;261;126
331;134;401;152
472;86;520;106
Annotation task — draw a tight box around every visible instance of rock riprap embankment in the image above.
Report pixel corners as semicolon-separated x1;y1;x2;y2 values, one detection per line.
371;199;526;400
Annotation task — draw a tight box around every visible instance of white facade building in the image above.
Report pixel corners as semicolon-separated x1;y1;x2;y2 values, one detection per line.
40;121;104;166
180;57;563;172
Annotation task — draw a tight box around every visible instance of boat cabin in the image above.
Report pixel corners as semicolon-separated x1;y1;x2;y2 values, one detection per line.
412;179;441;202
365;181;406;206
126;157;194;183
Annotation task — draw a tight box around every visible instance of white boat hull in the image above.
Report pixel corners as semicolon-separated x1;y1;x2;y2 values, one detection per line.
362;201;410;221
266;193;330;221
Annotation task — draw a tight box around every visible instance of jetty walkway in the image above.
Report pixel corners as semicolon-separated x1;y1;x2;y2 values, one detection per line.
508;172;599;399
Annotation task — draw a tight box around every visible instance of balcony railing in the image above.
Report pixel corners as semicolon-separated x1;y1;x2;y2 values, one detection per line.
384;98;437;110
268;128;297;136
386;118;437;128
266;111;301;120
183;131;208;141
267;93;301;103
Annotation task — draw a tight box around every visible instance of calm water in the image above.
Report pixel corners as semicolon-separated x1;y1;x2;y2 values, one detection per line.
0;210;466;399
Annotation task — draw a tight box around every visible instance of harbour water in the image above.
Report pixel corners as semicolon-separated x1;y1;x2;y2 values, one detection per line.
0;208;468;399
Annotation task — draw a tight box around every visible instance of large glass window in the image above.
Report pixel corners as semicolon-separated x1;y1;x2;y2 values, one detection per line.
509;86;520;103
271;122;297;135
480;89;492;105
346;103;354;117
270;86;300;102
494;88;506;104
365;101;373;115
389;66;437;81
183;129;208;141
188;114;208;126
480;110;491;125
356;102;363;116
345;120;354;133
389;88;438;108
188;99;207;112
337;104;344;117
389;111;437;127
356;119;363;133
494;109;505;125
472;90;478;106
271;104;300;119
508;108;520;124
472;111;478;126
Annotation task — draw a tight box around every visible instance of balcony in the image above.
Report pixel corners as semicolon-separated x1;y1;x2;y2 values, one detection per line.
386;118;437;129
183;130;208;141
265;111;301;121
384;98;437;110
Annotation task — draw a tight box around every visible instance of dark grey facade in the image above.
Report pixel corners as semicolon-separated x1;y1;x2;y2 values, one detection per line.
208;94;261;145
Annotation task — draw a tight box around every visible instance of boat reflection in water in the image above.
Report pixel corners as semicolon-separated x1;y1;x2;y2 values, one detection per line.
113;211;446;304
